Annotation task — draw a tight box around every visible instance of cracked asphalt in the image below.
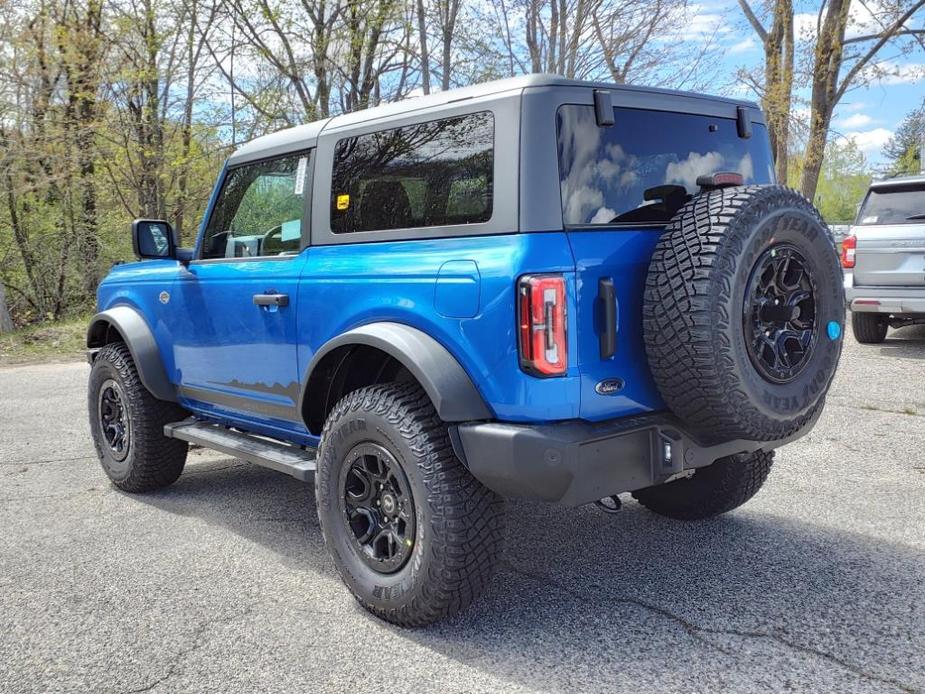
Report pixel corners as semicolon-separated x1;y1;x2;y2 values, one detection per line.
2;324;924;693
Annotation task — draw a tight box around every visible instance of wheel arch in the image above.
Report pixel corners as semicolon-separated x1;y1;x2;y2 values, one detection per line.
87;306;177;402
301;322;492;436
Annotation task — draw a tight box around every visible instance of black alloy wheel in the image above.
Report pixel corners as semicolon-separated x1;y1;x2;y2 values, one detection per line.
743;243;818;384
339;442;416;574
98;378;131;461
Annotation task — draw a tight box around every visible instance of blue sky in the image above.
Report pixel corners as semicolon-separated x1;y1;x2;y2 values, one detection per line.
688;0;925;168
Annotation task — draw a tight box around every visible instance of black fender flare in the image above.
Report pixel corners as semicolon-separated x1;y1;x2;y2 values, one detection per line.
301;322;492;424
86;306;177;402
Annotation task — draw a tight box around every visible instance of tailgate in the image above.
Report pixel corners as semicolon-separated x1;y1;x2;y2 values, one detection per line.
854;225;925;287
556;101;775;420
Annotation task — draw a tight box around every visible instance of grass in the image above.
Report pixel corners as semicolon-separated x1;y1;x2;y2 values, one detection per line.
0;315;90;366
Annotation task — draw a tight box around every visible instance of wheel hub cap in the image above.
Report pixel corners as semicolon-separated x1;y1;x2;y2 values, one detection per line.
743;244;819;384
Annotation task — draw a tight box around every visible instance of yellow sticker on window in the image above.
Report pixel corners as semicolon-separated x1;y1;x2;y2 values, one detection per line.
336;194;350;211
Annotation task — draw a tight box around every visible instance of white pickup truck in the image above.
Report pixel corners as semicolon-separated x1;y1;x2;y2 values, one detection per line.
843;174;925;343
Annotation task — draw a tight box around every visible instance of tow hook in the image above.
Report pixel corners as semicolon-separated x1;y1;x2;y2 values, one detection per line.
595;495;622;514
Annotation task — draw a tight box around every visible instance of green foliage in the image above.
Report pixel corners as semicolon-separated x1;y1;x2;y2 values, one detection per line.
882;99;924;177
0;314;90;365
787;139;871;223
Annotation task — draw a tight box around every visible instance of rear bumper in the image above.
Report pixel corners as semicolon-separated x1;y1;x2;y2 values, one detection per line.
453;412;813;507
844;274;925;314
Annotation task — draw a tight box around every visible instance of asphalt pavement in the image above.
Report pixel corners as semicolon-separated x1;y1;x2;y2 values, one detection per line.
1;326;924;693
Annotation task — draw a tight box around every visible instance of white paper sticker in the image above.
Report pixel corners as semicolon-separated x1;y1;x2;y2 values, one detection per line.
294;157;307;196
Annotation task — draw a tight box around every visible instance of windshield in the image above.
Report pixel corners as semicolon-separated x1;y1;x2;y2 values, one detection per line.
556;105;775;226
857;185;925;225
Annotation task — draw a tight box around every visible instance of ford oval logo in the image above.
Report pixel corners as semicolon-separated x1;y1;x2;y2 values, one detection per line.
595;378;624;395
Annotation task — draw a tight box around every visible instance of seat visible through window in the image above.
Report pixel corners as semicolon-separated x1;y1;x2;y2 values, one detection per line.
359;180;412;231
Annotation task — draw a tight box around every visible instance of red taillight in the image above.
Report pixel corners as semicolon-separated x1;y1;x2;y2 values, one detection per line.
517;274;567;377
841;235;857;268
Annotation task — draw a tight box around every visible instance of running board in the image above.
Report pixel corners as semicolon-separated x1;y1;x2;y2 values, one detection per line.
164;419;316;482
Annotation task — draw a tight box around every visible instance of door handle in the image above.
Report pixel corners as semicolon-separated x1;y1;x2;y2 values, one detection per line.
598;278;617;359
253;293;289;307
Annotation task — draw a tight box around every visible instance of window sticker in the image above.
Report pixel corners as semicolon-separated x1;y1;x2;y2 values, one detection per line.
336;194;350;211
861;215;878;224
294;156;307;196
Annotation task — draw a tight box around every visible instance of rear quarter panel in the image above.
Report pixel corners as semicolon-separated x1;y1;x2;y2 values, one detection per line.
298;233;582;422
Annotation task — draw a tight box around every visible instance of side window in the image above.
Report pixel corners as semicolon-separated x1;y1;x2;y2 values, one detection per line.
330;111;494;234
201;152;310;259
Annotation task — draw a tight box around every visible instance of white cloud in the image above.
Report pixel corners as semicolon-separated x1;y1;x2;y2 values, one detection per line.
729;37;757;54
865;61;925;85
846;128;893;155
796;1;905;41
794;12;818;38
838;113;874;129
590;207;617;224
665;151;725;190
676;3;733;42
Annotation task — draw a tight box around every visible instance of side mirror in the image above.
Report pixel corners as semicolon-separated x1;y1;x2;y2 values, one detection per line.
131;219;187;262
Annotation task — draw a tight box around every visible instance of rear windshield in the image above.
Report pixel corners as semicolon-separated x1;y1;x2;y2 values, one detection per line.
857;185;925;225
556;105;774;226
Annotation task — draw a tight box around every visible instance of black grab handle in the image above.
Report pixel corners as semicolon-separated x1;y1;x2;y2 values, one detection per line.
598;278;616;359
253;293;289;307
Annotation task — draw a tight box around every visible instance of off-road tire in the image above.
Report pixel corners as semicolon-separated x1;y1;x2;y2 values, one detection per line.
851;313;888;344
88;342;188;492
632;450;774;520
315;382;504;627
644;185;844;443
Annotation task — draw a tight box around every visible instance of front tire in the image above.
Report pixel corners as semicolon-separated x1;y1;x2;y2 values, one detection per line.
632;450;774;520
88;342;188;492
851;313;888;344
315;382;504;627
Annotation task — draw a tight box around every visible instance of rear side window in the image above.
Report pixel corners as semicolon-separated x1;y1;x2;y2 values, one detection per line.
857;185;925;225
556;105;774;226
330;111;494;233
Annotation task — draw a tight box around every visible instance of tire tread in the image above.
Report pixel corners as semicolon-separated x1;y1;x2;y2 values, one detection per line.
316;381;503;627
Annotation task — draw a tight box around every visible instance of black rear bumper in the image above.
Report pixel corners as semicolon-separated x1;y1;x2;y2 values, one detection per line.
453;412;813;507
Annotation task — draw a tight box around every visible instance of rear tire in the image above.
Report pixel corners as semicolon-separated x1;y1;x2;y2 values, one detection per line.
315;382;504;627
851;313;888;344
88;342;188;492
632;450;774;520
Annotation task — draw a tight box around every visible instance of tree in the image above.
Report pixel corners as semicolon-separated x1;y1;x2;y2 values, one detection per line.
800;0;925;199
737;0;794;181
883;98;925;175
812;138;871;222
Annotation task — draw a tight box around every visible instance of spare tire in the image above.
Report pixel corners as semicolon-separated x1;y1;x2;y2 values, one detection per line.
643;185;844;443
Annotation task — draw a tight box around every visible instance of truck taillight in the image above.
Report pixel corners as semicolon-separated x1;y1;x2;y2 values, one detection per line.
841;235;857;268
517;274;567;377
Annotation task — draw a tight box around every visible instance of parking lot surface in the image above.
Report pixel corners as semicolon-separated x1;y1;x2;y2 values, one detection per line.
1;326;924;693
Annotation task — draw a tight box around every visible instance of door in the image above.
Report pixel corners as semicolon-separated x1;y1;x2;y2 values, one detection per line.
555;103;777;421
171;150;312;432
854;182;925;287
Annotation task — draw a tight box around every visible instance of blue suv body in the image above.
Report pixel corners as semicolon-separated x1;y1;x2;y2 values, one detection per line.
87;75;843;625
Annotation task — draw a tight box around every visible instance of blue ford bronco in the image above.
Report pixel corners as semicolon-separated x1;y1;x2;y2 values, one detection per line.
87;75;844;626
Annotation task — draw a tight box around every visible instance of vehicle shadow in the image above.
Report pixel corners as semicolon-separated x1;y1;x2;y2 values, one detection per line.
877;323;925;360
136;458;924;693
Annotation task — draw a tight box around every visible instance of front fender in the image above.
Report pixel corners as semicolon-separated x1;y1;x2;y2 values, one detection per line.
87;306;176;402
301;322;492;423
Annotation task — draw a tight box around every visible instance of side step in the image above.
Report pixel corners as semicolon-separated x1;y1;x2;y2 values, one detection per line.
164;419;317;482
